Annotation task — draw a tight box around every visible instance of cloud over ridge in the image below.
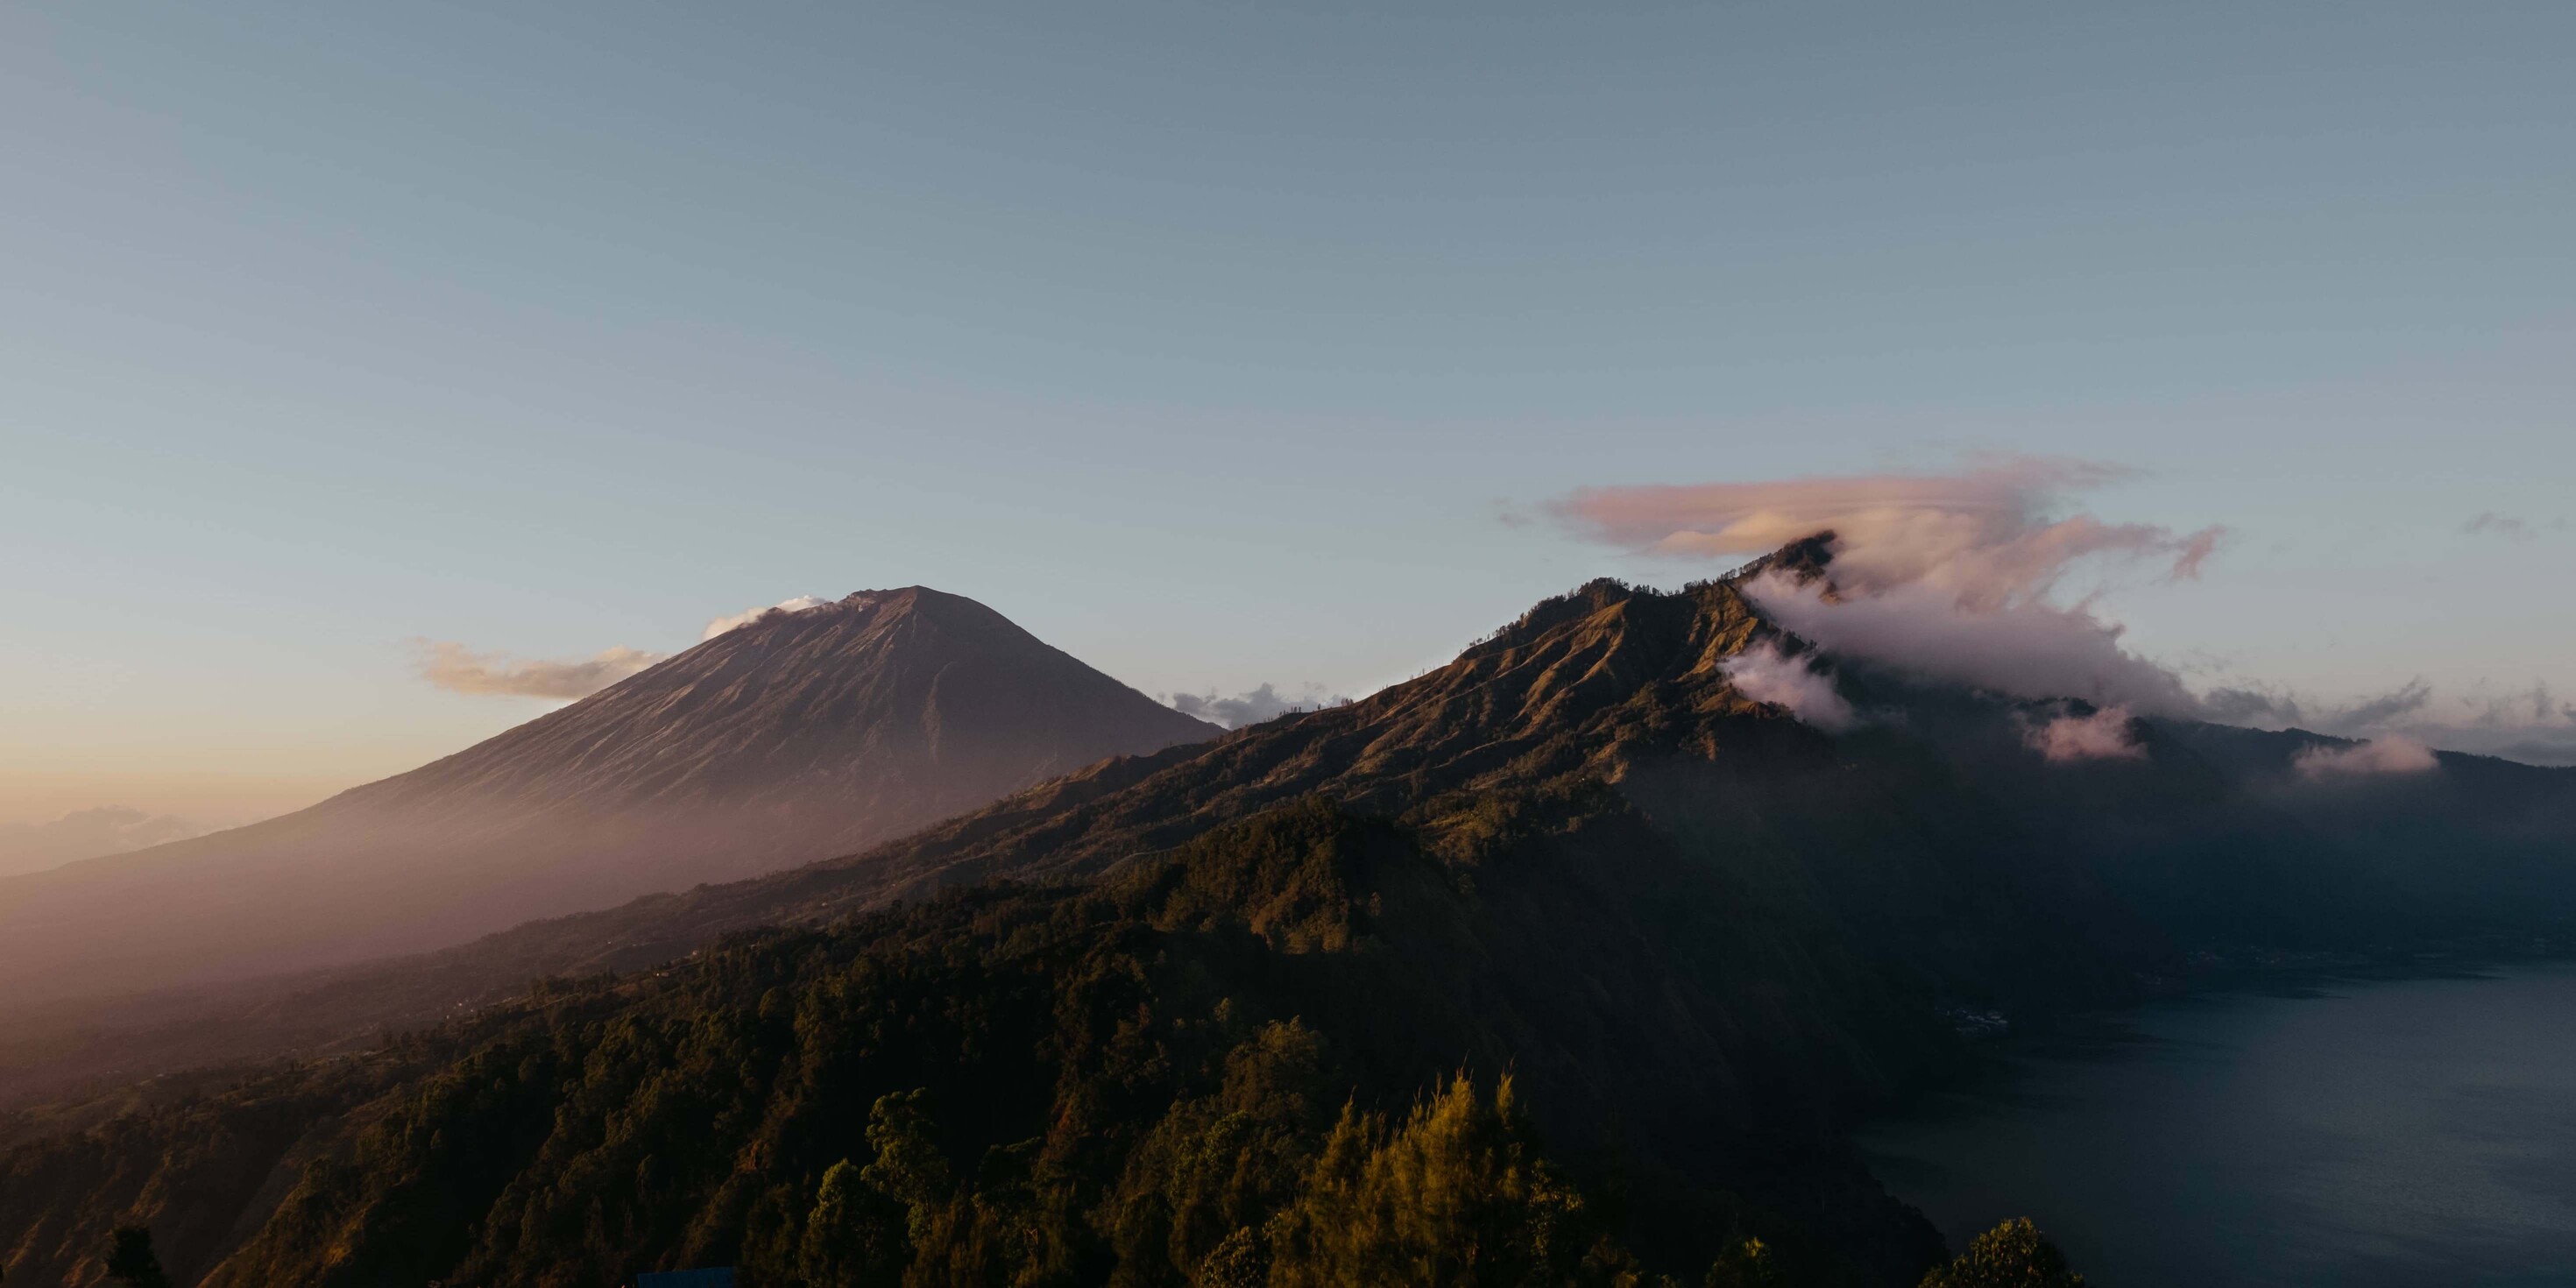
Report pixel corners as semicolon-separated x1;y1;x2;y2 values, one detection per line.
1553;456;2221;610
1548;456;2228;727
703;595;832;640
2023;704;2147;762
1746;573;2199;716
1166;683;1349;730
1553;459;2571;761
1720;641;1857;732
2294;735;2439;779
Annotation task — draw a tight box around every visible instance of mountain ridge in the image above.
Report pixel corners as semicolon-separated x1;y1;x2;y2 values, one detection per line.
14;560;2572;1106
5;545;2576;1286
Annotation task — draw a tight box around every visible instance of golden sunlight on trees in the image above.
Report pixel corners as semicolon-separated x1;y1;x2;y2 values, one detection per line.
1258;1072;1632;1288
1918;1217;2086;1288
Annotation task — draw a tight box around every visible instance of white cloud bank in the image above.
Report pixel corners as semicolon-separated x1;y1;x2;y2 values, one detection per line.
1719;641;1857;732
2023;704;2146;762
1748;575;2198;717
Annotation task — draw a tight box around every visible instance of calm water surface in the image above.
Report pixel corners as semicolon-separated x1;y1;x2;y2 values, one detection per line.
1857;964;2576;1287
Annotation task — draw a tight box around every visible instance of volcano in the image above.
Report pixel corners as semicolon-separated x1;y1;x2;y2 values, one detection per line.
0;588;1217;1006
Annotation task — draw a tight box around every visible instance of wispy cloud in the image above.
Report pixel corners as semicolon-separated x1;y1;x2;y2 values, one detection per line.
2022;704;2146;762
1552;455;2221;610
1550;456;2220;718
2294;736;2439;779
414;640;665;700
0;806;202;875
702;595;833;641
1719;640;1857;732
1748;572;2200;715
2203;676;2576;765
1167;683;1349;729
2461;512;2535;541
2449;728;2576;766
2400;681;2576;765
2204;679;2433;734
2471;680;2571;727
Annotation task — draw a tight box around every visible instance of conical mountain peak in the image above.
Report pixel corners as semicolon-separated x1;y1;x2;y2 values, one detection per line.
0;588;1217;1006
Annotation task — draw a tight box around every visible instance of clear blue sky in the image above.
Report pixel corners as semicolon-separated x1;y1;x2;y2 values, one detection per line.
4;2;2572;824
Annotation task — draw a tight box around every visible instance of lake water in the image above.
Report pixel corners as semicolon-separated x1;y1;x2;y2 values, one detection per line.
1856;964;2576;1287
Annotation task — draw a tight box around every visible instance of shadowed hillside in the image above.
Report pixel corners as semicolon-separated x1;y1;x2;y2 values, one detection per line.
2;800;1963;1287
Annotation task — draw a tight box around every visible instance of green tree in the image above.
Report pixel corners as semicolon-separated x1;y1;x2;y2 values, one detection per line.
105;1228;172;1288
859;1089;954;1245
1918;1218;2085;1288
1263;1072;1620;1288
799;1157;908;1287
1108;1020;1333;1280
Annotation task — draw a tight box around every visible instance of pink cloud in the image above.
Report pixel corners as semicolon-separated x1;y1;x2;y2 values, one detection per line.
1552;456;2221;611
1720;641;1858;732
2293;736;2439;779
1546;456;2226;717
414;641;664;700
2023;704;2147;762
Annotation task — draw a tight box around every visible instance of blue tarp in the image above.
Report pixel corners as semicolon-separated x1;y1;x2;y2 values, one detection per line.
636;1270;735;1288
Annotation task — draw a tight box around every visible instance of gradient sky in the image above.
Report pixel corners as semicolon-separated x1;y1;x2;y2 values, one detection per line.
5;2;2573;828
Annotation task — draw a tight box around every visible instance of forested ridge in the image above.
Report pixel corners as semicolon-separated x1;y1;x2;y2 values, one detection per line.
7;796;2070;1286
8;563;2569;1285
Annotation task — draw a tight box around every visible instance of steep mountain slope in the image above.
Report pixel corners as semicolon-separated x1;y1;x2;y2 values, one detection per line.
0;589;1216;1008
